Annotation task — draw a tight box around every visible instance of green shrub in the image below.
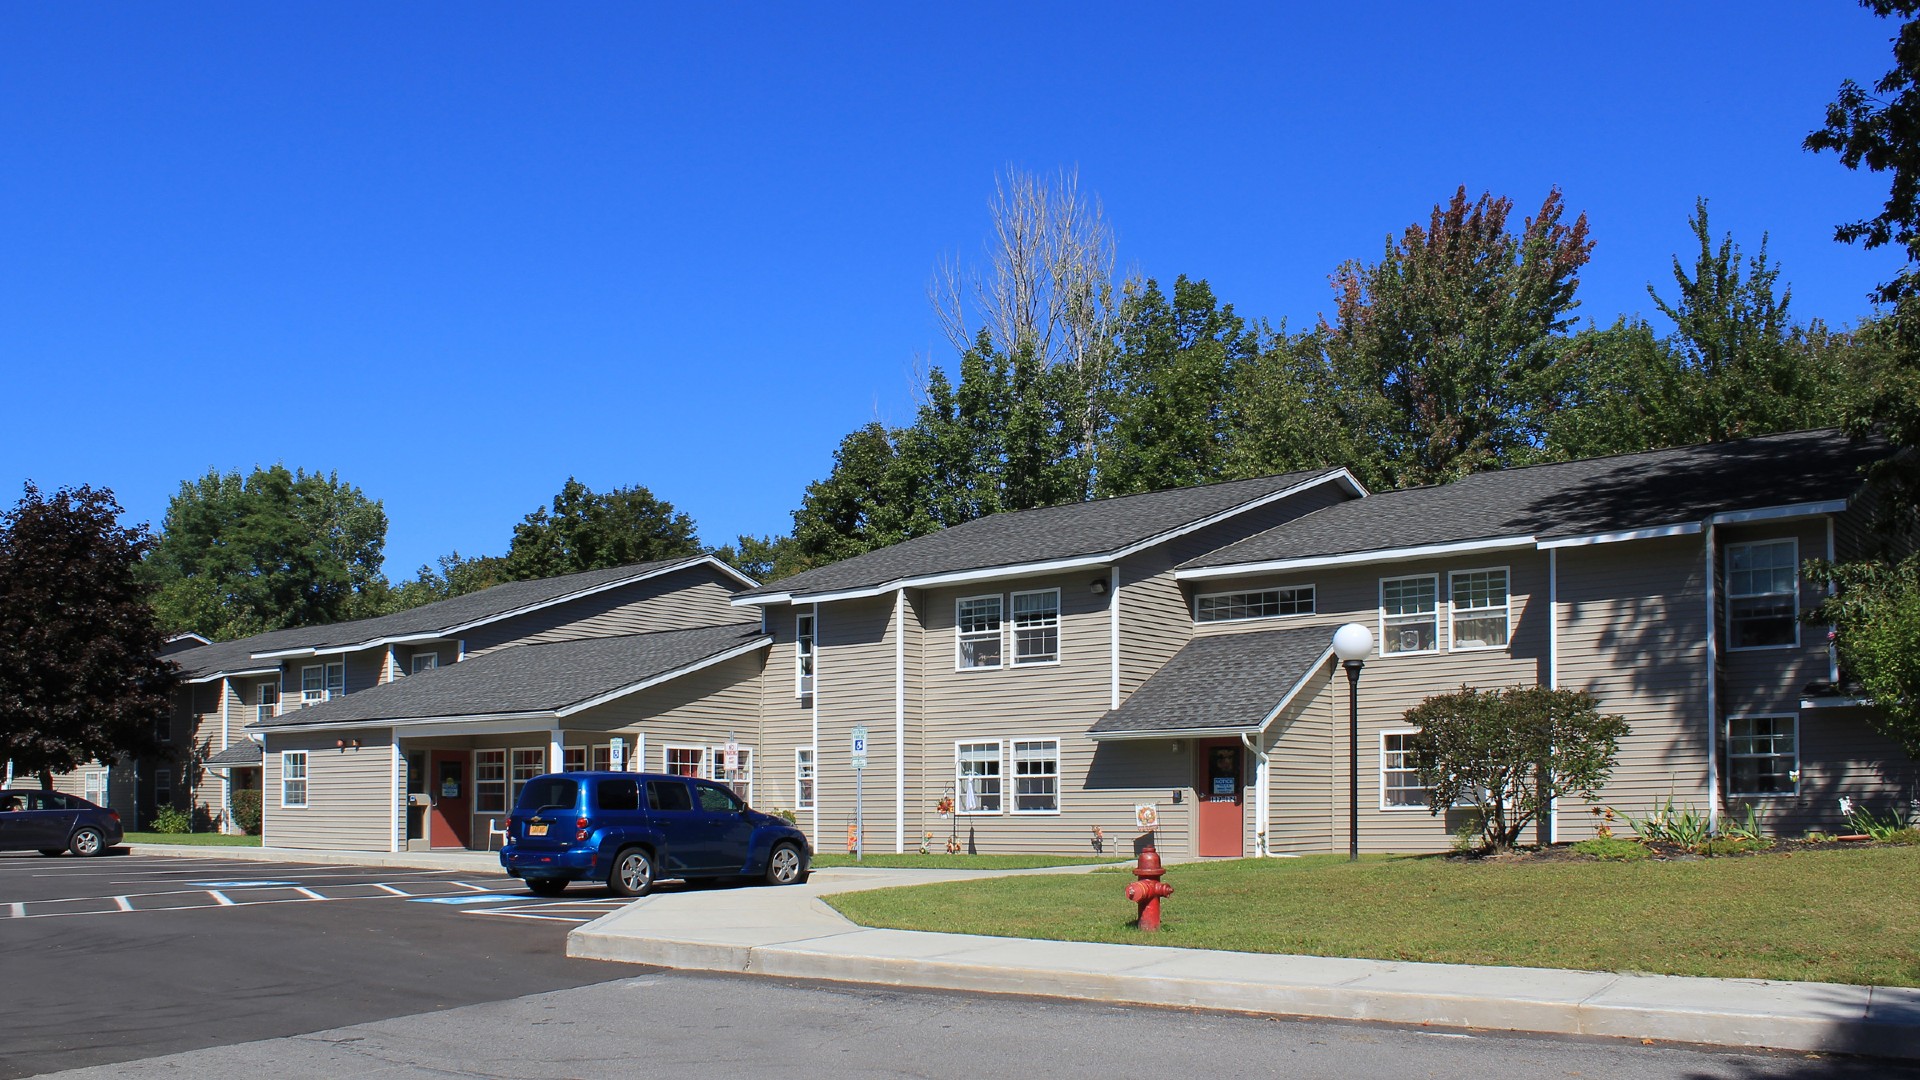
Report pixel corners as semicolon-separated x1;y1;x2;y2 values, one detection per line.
1703;836;1767;857
230;789;262;835
149;805;192;834
1571;836;1650;860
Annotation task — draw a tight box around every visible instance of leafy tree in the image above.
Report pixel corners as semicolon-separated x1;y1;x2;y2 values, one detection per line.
1315;187;1594;491
1811;555;1920;758
709;535;783;584
1097;276;1260;497
503;478;701;580
144;466;390;640
1405;686;1630;852
783;423;927;575
0;484;175;787
385;551;511;610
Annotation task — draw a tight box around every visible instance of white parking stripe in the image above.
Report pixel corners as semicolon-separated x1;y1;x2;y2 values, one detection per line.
8;902;21;918
209;891;235;906
294;887;326;900
113;896;132;911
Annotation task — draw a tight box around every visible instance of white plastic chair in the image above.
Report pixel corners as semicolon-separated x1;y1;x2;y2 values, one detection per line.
486;817;509;850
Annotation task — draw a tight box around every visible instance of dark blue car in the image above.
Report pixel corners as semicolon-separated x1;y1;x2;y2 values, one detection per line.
0;789;123;857
499;771;810;897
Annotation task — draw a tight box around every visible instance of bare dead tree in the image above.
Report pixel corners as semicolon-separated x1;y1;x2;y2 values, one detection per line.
929;165;1131;468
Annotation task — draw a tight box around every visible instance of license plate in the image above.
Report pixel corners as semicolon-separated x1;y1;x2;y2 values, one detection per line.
528;823;548;837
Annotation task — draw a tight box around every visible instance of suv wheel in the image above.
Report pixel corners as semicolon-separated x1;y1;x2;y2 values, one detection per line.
608;847;654;897
765;842;807;886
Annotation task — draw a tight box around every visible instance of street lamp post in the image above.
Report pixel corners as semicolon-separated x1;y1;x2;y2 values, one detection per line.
1332;623;1374;863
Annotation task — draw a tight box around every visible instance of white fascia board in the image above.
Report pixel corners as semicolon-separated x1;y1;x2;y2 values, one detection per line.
1177;534;1537;581
554;636;772;717
1537;522;1703;549
1707;500;1849;525
248;711;559;737
749;470;1363;606
1088;725;1268;742
250;557;735;659
184;666;278;685
1801;695;1872;710
250;644;354;661
732;592;791;608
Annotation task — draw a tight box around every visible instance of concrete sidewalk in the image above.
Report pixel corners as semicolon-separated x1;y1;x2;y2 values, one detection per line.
125;842;505;873
568;863;1920;1061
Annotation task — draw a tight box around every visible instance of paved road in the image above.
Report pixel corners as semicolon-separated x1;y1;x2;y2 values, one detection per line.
0;850;646;1078
26;968;1920;1080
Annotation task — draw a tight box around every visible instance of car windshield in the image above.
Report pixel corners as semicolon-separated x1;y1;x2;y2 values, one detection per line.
516;776;578;812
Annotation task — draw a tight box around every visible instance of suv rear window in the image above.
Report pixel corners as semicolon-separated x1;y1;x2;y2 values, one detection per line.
596;778;640;812
516;776;579;812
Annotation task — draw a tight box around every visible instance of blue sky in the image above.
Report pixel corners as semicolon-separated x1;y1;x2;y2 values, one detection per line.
0;4;1905;579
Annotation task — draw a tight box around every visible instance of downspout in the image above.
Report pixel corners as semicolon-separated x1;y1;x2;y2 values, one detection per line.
1704;523;1721;831
390;731;402;853
221;677;234;835
1108;566;1120;710
894;588;906;855
1547;549;1559;845
1240;731;1269;857
1827;517;1840;684
810;602;821;856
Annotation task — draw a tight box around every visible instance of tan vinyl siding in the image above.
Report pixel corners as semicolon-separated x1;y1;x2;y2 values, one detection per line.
813;596;899;854
464;567;745;656
756;604;819;839
1263;673;1335;853
262;728;396;851
1718;521;1831;717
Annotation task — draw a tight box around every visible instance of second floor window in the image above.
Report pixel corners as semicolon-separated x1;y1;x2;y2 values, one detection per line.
1727;539;1798;649
796;612;815;697
1449;569;1510;650
1380;574;1439;655
302;662;345;702
256;683;279;722
1195;586;1315;622
410;652;438;674
1011;590;1060;664
957;596;1004;669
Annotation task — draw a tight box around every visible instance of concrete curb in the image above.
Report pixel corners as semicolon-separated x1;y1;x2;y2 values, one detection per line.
123;843;506;873
567;896;1920;1060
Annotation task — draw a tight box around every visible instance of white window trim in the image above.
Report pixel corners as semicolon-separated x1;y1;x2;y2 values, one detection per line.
473;748;508;815
508;746;546;808
953;739;1004;815
795;612;816;697
301;661;346;702
280;751;309;809
1192;584;1316;624
662;743;706;778
1447;566;1512;653
1009;588;1062;667
795;747;815;811
955;594;1006;672
1379;729;1430;811
1726;538;1801;652
410;651;439;674
1379;573;1441;656
1009;738;1061;816
1726;712;1800;798
705;743;754;803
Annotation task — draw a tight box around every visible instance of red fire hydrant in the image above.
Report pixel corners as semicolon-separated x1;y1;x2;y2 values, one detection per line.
1125;846;1174;931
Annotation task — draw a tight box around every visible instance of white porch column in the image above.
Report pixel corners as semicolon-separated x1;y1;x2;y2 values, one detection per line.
550;728;565;774
390;732;403;853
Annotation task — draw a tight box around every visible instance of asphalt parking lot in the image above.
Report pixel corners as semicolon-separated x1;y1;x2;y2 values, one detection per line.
0;850;651;1079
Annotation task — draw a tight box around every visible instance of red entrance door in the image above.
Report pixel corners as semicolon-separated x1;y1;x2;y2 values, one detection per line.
430;752;471;849
1194;740;1244;857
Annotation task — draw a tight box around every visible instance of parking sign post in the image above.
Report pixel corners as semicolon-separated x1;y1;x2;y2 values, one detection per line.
851;726;867;862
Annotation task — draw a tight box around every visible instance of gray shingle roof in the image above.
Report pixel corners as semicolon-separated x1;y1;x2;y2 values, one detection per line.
249;622;767;729
739;468;1346;601
1087;625;1334;737
1182;429;1886;570
169;557;728;679
204;741;263;767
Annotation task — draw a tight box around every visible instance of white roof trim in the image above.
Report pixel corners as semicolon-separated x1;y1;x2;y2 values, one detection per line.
184;666;279;685
555;636;771;717
1707;499;1849;525
1089;725;1270;742
251;556;745;660
736;469;1363;607
1537;522;1703;549
1255;647;1336;734
165;631;212;646
1178;535;1537;580
1801;695;1871;710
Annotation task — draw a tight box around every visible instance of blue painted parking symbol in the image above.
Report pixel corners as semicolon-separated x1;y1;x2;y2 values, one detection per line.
407;894;522;905
189;881;299;887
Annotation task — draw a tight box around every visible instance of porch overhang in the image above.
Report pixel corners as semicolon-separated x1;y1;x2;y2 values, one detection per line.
1087;626;1335;742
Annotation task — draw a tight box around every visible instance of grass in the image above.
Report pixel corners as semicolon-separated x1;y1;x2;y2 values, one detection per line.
810;852;1122;870
123;832;262;847
825;847;1920;987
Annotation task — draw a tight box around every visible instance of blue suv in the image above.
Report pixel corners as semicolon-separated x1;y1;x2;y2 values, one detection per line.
499;771;810;897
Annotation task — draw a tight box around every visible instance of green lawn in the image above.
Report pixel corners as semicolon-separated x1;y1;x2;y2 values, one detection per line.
825;848;1920;987
123;832;262;847
811;853;1123;870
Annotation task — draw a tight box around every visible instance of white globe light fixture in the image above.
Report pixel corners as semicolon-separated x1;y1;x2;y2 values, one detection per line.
1332;622;1373;861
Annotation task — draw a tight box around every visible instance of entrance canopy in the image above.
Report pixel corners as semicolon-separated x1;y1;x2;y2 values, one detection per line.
1088;625;1334;741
